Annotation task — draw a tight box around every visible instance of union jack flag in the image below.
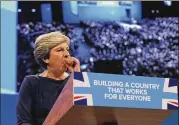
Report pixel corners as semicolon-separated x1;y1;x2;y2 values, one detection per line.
162;99;178;110
73;72;90;87
73;72;93;105
74;94;93;106
162;78;178;109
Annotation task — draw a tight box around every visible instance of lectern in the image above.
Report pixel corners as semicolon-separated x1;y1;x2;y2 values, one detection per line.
43;72;178;125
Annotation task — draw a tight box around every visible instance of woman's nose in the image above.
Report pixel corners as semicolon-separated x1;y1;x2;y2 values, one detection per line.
64;51;70;58
64;54;70;58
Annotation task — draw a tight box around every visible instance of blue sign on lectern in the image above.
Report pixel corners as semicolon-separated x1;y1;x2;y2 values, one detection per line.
73;72;178;110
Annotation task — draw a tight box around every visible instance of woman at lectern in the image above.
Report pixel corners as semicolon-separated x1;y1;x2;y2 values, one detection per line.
16;32;80;125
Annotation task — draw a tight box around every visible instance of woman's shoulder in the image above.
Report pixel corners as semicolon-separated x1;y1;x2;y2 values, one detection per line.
19;75;41;93
22;75;41;87
25;74;40;81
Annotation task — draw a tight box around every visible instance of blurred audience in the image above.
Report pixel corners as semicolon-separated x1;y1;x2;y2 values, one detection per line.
17;17;179;89
82;17;178;77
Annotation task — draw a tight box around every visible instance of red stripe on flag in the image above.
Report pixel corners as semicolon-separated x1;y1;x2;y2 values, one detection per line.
74;96;85;100
170;101;178;105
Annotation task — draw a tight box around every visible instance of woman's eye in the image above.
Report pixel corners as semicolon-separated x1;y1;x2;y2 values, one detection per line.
56;49;62;52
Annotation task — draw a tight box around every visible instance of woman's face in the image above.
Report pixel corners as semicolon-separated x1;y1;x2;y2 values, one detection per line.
45;42;70;72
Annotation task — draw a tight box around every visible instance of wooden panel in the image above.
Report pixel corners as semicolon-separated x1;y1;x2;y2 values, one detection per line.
57;105;175;125
43;73;74;125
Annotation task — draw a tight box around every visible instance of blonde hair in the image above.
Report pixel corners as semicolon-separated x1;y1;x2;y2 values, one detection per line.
34;31;70;69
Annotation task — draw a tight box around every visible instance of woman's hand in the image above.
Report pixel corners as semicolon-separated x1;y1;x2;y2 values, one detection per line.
65;57;80;72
